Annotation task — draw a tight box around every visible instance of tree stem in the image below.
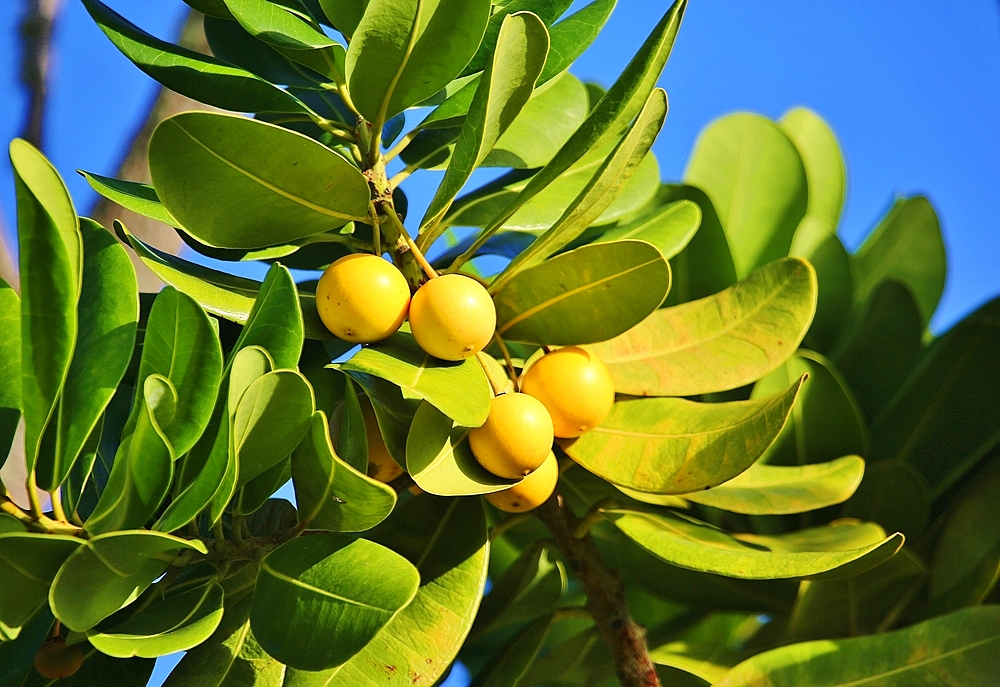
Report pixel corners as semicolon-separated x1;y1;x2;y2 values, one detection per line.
535;491;661;687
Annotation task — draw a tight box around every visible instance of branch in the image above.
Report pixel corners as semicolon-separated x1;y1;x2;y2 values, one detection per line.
535;491;661;687
18;0;61;150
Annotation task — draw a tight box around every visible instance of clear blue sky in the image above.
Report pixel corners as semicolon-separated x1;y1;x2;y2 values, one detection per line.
0;0;998;680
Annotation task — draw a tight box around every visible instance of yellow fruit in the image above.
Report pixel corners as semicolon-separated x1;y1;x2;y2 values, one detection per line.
486;451;558;513
34;639;84;679
362;397;404;483
470;393;553;479
316;254;410;343
521;346;615;438
409;274;496;360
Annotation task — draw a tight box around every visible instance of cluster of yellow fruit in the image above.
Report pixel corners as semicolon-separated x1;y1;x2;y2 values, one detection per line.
316;254;616;513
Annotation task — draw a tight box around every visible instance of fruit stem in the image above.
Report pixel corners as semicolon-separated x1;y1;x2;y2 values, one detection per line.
49;489;68;524
368;202;382;256
492;334;519;390
535;491;661;687
476;352;508;396
380;206;437;280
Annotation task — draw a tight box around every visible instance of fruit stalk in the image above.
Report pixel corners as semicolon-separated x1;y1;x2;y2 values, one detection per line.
536;490;661;687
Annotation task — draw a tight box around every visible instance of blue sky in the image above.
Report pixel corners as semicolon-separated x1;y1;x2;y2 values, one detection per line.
0;1;998;683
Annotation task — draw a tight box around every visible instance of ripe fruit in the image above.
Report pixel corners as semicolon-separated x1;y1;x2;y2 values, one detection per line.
521;346;615;438
409;274;496;361
316;254;410;343
486;451;558;513
362;397;404;483
470;393;554;479
34;638;84;679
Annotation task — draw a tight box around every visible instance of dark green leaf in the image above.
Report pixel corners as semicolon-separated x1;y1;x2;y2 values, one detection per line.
0;608;52;687
0;534;80;640
538;0;616;83
842;460;930;540
204;14;327;88
224;0;338;51
22;650;154;687
230;263;304;369
463;0;570;76
471;614;554;687
318;0;366;38
790;216;853;353
346;373;419;468
472;545;564;637
0;279;20;467
79;171;175;225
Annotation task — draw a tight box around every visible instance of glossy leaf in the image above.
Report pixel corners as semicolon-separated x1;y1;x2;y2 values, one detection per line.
318;0;366;38
0;534;81;640
853;195;946;328
347;373;420;468
471;614;553;687
293;410;396;531
346;0;492;122
251;533;420;670
10;139;81;474
607;509;903;580
81;0;307;113
235;457;291;516
780;107;846;231
40;218;138;491
595;196;701;260
50;531;207;633
588;257;816;397
285;495;490;687
124;286;222;456
422;12;549;232
789;216;853;353
685;113;808;278
86;375;177;534
79;171;175;225
493;239;670;345
230;263;304;369
149;112;369;249
715;606;1000;687
538;0;616;83
563;379;803;494
204;14;328;88
0;279;19;466
462;0;570;76
472;544;565;637
224;0;338;51
89;582;225;658
233;369;315;487
683;455;865;515
751;350;867;467
869;297;1000;496
340;331;491;428
406;401;518;496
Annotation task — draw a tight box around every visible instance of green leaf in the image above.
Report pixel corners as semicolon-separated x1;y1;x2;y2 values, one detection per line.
787;548;926;642
79;171;175;225
236;458;292;516
563;379;803;494
39;218;138;491
489;88;667;284
124;286;223;456
928;454;1000;614
870;298;1000;496
50;530;206;633
224;0;338;51
234;369;315;487
607;509;903;580
780;107;846;231
588;257;816;397
22;650;154;687
421;12;550;232
752;350;867;466
293;410;396;531
0;279;20;467
0;607;52;687
471;545;565;638
406;401;518;496
649;613;764;684
853;196;946;328
81;0;307;114
347;373;419;468
833;281;923;423
149;112;369;249
471;614;554;687
162;593;284;687
89;582;225;658
462;0;570;76
346;0;492;122
493;239;670;345
334;373;368;472
340;331;491;427
789;216;853;352
284;495;489;687
318;0;366;38
715;606;1000;687
685;112;808;279
594;196;701;260
683;455;865;516
230;263;304;369
455;0;685;251
252;533;420;670
10;139;81;475
538;0;616;83
842;461;930;540
0;534;81;640
86;375;178;534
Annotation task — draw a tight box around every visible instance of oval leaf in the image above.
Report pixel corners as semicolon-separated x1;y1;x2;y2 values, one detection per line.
780;107;846;231
0;534;81;640
0;279;20;466
595;195;701;260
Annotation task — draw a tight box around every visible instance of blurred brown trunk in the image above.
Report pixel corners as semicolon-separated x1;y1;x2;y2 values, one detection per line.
18;0;60;149
0;226;16;291
89;9;219;292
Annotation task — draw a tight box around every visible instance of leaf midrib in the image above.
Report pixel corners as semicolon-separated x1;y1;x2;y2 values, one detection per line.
259;558;396;613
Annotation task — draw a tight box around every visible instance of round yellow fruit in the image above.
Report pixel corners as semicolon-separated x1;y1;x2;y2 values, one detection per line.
34;639;84;679
486;451;558;513
316;254;410;343
362;397;404;483
470;393;554;479
409;274;496;360
521;346;615;438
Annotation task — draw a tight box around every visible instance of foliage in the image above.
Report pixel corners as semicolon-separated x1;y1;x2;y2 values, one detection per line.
0;1;996;686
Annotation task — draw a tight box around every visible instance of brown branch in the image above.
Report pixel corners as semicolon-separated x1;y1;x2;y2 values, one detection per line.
0;218;17;291
18;0;61;150
536;491;661;687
